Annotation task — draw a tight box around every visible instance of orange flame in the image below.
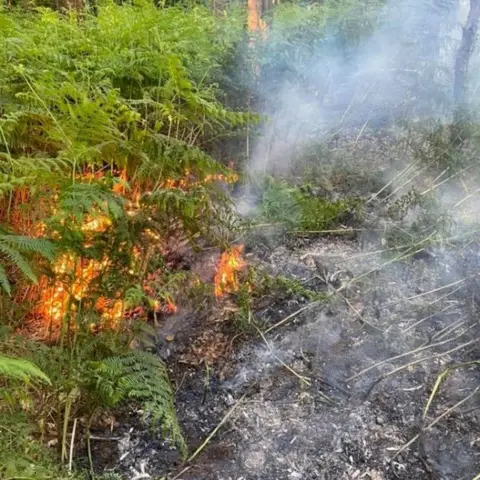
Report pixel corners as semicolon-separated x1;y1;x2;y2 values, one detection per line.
163;171;238;190
33;167;193;333
39;254;110;326
214;245;246;298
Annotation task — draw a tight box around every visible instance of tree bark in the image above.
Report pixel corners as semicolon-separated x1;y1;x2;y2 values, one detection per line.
454;0;480;108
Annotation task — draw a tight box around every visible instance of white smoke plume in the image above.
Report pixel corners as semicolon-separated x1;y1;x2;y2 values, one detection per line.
244;0;472;180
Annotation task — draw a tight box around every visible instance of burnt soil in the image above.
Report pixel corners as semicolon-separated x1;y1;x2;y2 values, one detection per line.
90;229;480;480
89;132;480;480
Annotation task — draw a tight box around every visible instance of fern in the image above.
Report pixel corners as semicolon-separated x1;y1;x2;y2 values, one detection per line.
1;235;56;261
0;233;56;294
58;183;125;222
90;351;186;456
123;285;145;309
0;354;51;384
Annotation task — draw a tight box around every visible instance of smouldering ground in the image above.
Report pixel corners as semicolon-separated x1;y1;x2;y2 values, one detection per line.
93;232;480;480
90;132;480;480
176;234;480;480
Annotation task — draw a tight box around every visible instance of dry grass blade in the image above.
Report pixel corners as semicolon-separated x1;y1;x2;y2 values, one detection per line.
186;391;248;464
367;159;421;204
171;466;192;480
68;418;77;473
346;333;469;382
292;228;367;234
379;278;466;311
403;279;466;301
381;165;429;204
451;187;480;210
393;386;480;460
263;300;323;334
254;323;312;387
404;304;456;333
429;316;467;342
335;291;384;333
423;360;480;422
420;160;480;196
373;337;479;387
351;247;425;286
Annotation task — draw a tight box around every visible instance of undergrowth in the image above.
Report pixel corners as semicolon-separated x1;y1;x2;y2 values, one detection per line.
231;266;328;334
256;178;364;232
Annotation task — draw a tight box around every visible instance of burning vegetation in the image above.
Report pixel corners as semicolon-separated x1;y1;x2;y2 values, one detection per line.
22;166;242;337
214;245;247;298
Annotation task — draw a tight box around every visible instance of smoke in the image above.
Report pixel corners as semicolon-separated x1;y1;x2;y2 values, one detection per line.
219;4;480;478
244;0;467;180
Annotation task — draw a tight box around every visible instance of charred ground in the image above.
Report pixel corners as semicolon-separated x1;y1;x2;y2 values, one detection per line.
91;130;480;480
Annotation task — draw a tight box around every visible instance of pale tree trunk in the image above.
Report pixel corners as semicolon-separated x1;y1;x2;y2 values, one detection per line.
454;0;480;109
247;0;263;33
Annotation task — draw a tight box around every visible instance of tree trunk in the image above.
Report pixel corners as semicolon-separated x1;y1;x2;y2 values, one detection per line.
247;0;262;33
454;0;480;109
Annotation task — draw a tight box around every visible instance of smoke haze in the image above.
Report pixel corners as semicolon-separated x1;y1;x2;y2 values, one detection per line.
245;0;472;179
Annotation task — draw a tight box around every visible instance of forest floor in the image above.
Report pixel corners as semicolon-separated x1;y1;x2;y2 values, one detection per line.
91;134;480;480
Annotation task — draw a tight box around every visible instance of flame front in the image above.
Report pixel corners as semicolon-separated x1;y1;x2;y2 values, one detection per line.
38;208;116;330
33;165;239;332
214;245;246;298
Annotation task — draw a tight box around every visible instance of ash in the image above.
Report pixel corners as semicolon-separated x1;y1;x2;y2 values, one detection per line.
178;235;479;480
93;231;480;480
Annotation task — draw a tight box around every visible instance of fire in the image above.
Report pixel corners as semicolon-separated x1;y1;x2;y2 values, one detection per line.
153;298;178;314
163;171;238;190
33;164;230;333
39;254;111;327
214;245;246;298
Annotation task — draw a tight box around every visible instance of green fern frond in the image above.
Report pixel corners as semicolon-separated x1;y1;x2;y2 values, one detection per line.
58;183;125;221
0;242;37;284
0;234;57;293
90;351;185;456
123;285;145;309
0;355;51;384
1;235;56;261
